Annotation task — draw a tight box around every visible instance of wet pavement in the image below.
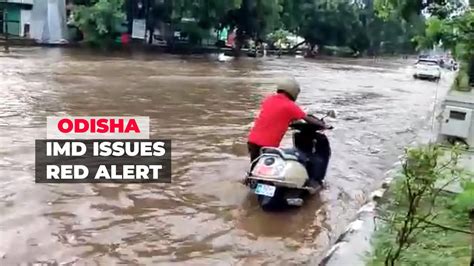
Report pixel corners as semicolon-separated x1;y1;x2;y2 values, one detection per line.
0;48;452;265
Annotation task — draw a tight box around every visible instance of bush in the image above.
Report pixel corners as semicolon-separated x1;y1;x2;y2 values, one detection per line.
267;29;291;49
452;64;471;91
368;144;473;266
72;0;125;47
179;21;210;45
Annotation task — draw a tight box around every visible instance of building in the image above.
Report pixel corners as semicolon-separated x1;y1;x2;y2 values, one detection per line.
0;0;33;37
30;0;67;44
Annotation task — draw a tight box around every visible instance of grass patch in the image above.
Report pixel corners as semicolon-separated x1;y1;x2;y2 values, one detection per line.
367;145;474;266
369;192;471;266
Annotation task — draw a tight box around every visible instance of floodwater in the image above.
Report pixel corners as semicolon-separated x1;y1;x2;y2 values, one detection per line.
0;48;452;265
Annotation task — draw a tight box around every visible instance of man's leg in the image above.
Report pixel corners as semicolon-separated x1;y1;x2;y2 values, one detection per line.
309;133;331;187
247;142;262;172
242;142;262;184
307;155;327;187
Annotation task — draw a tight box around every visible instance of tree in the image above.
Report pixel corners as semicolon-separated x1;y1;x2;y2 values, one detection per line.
377;145;465;265
219;0;282;54
275;0;420;56
266;28;291;49
414;10;474;90
147;0;241;45
295;1;367;54
72;0;126;47
375;0;463;21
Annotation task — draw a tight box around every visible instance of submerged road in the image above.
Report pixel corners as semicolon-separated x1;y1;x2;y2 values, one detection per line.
0;48;452;265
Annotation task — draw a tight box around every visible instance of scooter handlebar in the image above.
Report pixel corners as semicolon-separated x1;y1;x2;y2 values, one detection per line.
290;120;333;131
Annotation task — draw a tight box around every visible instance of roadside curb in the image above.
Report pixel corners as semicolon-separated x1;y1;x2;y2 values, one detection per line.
319;163;399;266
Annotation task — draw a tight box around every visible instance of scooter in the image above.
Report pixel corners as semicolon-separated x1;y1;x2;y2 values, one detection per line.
245;111;335;210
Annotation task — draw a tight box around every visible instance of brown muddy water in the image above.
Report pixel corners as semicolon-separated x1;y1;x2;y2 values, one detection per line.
0;48;452;265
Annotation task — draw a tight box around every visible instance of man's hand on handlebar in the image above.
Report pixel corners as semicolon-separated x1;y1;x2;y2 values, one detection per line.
303;115;332;129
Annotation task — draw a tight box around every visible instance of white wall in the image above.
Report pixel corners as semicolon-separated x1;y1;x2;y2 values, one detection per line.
20;9;31;37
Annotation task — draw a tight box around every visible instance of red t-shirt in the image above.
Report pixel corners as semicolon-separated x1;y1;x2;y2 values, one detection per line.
248;93;306;147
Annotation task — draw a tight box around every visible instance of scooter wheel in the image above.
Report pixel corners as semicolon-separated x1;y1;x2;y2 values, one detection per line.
257;195;274;209
257;188;285;211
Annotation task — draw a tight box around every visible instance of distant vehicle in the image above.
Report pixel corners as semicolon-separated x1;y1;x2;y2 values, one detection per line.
413;59;441;81
443;59;458;71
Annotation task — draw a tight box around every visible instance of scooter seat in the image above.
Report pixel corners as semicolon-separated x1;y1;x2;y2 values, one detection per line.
281;148;299;158
260;147;307;163
282;148;308;164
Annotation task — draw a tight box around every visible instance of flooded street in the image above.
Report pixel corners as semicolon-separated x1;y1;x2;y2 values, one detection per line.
0;48;451;265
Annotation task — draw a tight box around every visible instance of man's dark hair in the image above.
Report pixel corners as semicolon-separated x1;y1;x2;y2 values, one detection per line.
277;90;296;101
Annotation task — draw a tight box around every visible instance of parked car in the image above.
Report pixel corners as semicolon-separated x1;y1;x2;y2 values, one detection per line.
413;59;441;81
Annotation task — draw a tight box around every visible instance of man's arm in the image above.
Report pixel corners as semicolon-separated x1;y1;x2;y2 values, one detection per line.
302;115;330;129
288;102;331;129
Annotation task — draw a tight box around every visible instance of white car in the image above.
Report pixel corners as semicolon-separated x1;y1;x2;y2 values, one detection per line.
413;59;441;81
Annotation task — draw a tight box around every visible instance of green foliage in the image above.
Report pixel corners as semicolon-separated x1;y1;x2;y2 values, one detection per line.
67;0;426;54
72;0;125;47
266;29;291;48
415;10;474;90
275;0;420;54
138;0;419;54
170;0;242;28
299;1;365;50
452;66;471;91
178;21;210;45
375;0;464;21
370;195;471;266
370;144;468;265
456;180;474;212
415;11;474;60
279;0;304;33
220;0;283;44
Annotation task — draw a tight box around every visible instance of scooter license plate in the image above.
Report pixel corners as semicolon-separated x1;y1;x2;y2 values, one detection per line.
254;183;276;197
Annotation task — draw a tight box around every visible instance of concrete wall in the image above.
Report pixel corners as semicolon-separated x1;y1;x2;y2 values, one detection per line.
20;8;31;37
30;0;67;44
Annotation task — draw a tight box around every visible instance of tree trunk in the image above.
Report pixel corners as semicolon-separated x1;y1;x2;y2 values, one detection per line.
468;57;474;88
289;40;306;51
304;43;316;58
233;30;245;57
148;27;154;44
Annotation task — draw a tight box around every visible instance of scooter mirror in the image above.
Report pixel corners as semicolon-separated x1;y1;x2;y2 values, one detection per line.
326;110;336;119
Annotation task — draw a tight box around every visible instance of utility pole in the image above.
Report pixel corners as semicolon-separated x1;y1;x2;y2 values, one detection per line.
145;0;152;44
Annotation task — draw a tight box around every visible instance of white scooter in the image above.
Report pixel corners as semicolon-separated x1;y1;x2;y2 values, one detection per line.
245;111;335;210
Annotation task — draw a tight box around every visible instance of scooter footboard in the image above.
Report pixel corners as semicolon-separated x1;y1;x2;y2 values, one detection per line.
246;176;315;193
247;176;299;188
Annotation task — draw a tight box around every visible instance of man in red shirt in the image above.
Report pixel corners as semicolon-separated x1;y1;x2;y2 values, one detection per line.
247;78;328;171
